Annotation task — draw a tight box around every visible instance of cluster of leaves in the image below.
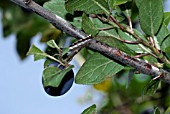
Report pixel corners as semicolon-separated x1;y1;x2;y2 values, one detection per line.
42;0;170;85
3;0;170;113
27;39;73;88
27;0;170;113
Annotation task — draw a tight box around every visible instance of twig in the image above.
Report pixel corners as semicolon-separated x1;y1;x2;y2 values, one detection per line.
109;15;124;30
10;0;170;83
153;74;164;80
117;39;139;44
98;26;114;31
134;53;150;58
109;14;170;64
148;36;154;46
65;48;81;63
127;16;133;32
97;15;108;23
151;36;160;54
125;26;170;64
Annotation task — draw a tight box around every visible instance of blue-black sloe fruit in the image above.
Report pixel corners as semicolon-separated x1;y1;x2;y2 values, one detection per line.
42;62;74;96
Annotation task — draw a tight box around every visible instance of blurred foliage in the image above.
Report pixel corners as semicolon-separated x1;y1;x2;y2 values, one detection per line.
97;72;170;114
0;0;61;59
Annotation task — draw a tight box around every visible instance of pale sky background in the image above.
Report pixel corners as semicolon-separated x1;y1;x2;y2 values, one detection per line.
0;1;170;114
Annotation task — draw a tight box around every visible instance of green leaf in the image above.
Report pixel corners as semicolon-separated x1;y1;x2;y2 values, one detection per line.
164;12;170;26
62;47;70;56
70;17;82;29
33;54;47;61
118;29;143;53
44;59;54;68
143;80;160;96
165;46;170;60
81;104;96;114
93;18;113;29
163;63;170;71
115;12;126;22
110;0;129;7
156;23;170;46
27;45;60;62
143;55;157;65
82;13;99;36
43;65;74;87
118;1;133;18
47;40;60;50
154;107;160;114
165;106;170;114
161;36;170;51
133;29;147;41
135;0;143;8
43;0;66;18
27;44;44;55
27;44;47;61
65;0;110;15
123;9;131;19
75;52;124;84
43;0;82;29
46;40;57;48
153;36;161;51
139;0;163;36
96;29;135;55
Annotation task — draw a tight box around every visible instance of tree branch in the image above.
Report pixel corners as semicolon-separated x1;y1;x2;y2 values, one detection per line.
10;0;170;83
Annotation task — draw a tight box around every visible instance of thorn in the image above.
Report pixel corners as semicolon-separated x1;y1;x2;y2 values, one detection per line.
135;71;140;74
69;35;92;51
134;53;150;58
153;74;164;80
24;0;31;5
